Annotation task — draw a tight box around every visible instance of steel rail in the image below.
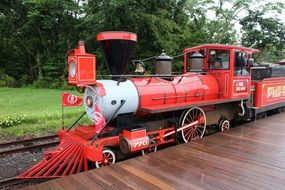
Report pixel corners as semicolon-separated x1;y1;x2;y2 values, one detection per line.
0;136;59;157
0;134;58;148
0;177;50;189
0;177;29;189
0;141;59;156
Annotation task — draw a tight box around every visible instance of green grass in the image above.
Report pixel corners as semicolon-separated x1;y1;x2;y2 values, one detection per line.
0;87;90;138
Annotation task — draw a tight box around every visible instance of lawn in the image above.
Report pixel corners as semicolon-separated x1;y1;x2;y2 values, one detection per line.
0;87;89;138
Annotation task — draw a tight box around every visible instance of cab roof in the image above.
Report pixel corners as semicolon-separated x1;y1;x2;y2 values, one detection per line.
183;44;260;54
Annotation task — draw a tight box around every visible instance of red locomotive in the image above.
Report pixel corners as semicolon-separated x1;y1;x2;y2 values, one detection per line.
19;31;285;178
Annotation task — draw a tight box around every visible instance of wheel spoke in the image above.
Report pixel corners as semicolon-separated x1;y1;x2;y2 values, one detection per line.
184;129;191;141
184;128;192;138
187;129;194;142
188;112;193;121
191;129;198;140
185;117;191;123
190;129;196;140
192;110;196;119
195;130;197;139
192;110;195;118
197;128;203;135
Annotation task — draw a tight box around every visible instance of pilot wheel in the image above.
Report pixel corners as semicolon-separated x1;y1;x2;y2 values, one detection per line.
95;148;116;168
142;139;157;155
219;119;230;132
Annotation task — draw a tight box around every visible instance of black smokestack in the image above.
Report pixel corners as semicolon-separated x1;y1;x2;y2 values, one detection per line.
97;31;137;78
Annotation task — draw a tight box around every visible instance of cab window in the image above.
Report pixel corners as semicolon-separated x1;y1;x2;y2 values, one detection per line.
234;52;250;76
208;49;230;70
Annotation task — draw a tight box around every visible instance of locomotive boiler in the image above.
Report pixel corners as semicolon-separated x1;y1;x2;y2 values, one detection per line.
18;31;285;178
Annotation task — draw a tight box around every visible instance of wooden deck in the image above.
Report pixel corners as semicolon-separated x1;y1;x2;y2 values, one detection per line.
25;113;285;190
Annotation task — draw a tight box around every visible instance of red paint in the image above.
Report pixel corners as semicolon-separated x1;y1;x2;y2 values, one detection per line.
131;73;219;111
62;92;83;107
97;31;137;41
74;125;96;140
183;44;253;100
67;42;96;85
234;80;248;93
86;146;103;162
122;129;149;153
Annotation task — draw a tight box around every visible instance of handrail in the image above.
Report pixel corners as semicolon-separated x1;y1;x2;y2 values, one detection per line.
90;100;126;145
66;112;86;132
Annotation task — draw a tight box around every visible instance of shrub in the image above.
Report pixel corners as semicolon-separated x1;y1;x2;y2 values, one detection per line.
61;80;74;90
0;115;27;128
19;75;30;86
0;72;18;87
32;77;74;90
32;77;61;88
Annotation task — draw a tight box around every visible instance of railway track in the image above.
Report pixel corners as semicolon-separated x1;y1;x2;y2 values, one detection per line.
0;134;59;156
0;177;50;189
0;177;28;189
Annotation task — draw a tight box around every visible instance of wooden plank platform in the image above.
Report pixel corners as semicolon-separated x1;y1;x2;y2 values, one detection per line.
25;113;285;190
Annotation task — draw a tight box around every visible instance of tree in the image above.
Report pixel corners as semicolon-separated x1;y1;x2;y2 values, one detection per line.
0;0;81;84
184;0;261;44
208;0;257;44
84;0;190;73
240;2;285;62
1;0;284;87
240;10;285;51
182;0;212;46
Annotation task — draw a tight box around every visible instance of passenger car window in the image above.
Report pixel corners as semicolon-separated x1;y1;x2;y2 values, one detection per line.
208;49;230;70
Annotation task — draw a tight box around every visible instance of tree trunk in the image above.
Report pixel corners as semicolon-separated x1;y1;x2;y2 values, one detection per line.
36;53;43;79
28;55;35;81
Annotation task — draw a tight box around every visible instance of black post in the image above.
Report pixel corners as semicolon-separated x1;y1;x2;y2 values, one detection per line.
67;112;86;132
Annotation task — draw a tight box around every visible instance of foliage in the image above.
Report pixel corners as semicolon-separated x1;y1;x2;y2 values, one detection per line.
0;69;18;87
0;115;26;128
240;10;285;51
32;77;70;89
255;46;285;63
84;0;191;73
240;2;285;62
0;0;81;85
0;0;284;87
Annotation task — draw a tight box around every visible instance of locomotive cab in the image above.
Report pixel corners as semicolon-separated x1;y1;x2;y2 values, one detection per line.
183;44;259;100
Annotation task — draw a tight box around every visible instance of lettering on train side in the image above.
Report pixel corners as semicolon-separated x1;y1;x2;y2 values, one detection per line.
267;85;285;98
